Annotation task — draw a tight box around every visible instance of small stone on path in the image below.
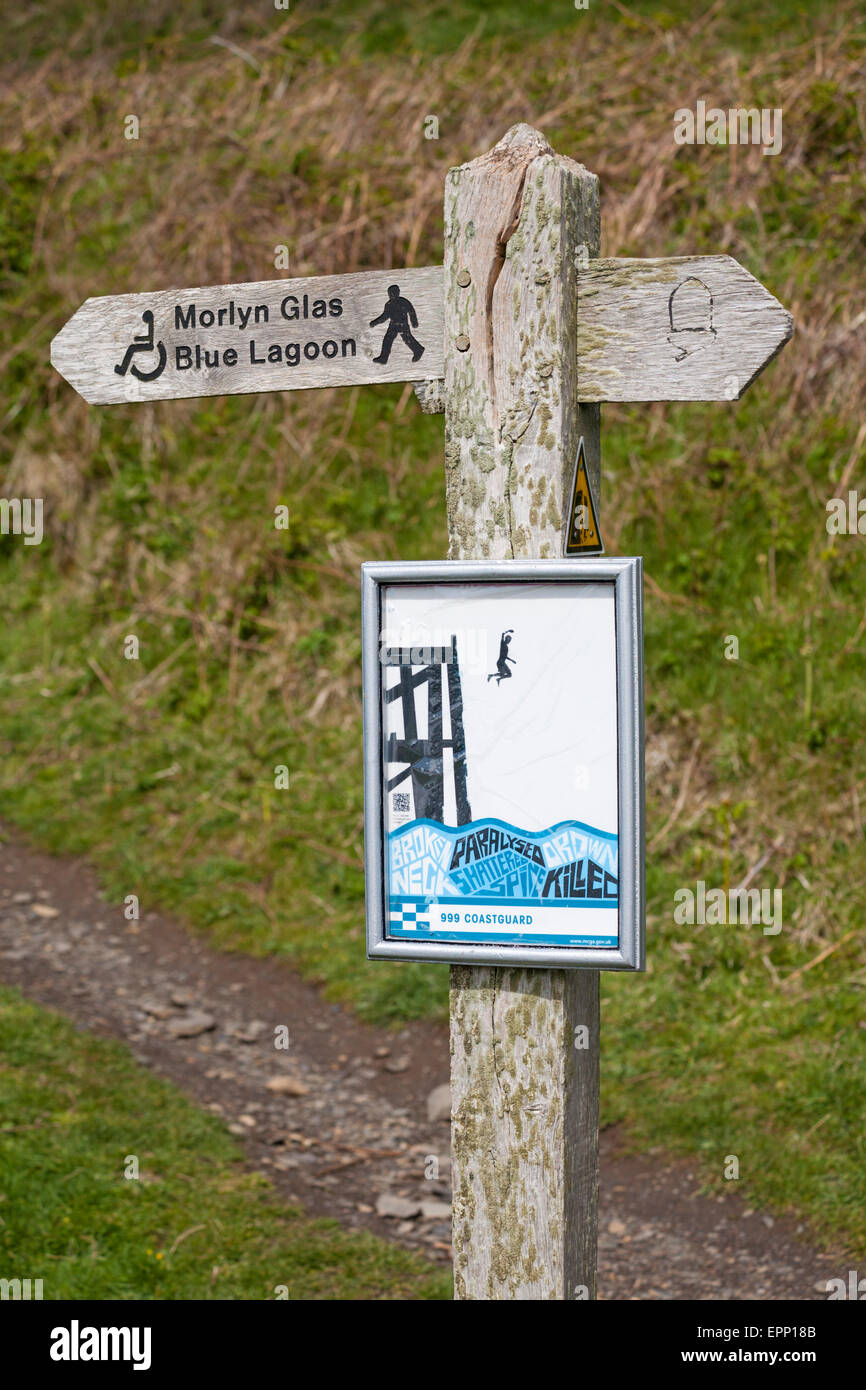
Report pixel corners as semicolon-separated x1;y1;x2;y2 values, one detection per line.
426;1083;451;1123
265;1075;309;1096
166;1012;216;1038
376;1192;421;1219
419;1199;451;1220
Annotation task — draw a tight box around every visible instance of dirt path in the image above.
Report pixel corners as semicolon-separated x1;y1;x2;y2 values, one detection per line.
0;828;843;1299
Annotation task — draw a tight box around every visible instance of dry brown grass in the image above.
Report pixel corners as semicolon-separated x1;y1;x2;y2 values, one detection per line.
0;4;861;459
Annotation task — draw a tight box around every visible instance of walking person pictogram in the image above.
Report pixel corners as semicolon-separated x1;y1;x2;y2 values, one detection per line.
370;285;425;364
488;630;516;685
114;310;167;382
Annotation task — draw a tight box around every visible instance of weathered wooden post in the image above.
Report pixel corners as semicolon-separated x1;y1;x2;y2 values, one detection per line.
443;124;601;1300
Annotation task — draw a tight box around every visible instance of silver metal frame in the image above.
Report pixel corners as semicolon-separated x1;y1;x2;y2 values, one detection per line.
361;558;645;970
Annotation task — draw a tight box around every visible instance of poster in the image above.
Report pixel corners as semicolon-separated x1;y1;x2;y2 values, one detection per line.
363;561;644;968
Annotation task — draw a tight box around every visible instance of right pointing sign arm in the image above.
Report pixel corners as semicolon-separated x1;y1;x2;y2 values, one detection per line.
578;254;793;402
415;253;793;411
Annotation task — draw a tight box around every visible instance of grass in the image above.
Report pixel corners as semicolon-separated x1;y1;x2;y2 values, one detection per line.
1;0;829;69
0;986;450;1299
0;0;864;1260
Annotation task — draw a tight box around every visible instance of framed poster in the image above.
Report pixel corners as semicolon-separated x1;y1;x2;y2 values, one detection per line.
361;559;644;970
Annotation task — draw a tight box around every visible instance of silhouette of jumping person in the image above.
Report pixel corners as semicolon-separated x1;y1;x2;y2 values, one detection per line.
488;630;516;685
370;285;424;364
114;310;167;382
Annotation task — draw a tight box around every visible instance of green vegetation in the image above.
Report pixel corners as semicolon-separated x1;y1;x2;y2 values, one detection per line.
0;0;864;1258
1;0;829;68
0;987;449;1298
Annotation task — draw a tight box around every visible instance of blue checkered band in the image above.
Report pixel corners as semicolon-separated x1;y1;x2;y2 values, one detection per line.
389;901;430;932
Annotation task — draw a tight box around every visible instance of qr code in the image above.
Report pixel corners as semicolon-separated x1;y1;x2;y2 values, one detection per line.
392;792;410;813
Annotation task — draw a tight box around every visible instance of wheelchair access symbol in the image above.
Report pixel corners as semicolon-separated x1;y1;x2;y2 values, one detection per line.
113;310;167;382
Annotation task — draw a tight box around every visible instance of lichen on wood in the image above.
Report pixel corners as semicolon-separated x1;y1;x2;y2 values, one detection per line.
444;124;601;1300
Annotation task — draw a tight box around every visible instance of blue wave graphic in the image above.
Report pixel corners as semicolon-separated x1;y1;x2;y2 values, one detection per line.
388;816;618;903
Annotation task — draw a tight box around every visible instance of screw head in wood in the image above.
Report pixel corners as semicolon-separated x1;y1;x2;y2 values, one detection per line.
455;334;471;352
456;269;471;288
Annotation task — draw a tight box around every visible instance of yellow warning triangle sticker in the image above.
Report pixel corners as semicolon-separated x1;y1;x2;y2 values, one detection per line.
564;436;604;556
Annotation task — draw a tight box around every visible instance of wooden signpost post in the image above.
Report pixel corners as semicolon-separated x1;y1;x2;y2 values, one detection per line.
50;123;792;1302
